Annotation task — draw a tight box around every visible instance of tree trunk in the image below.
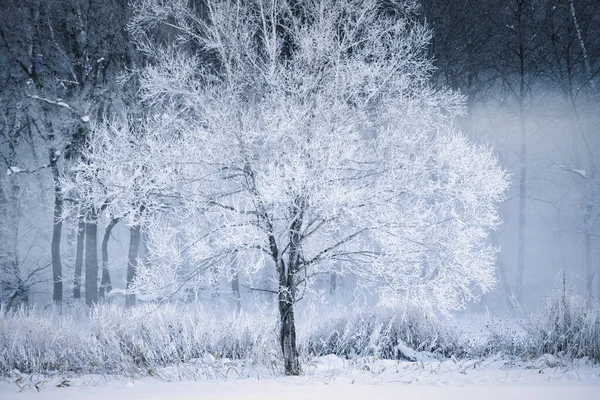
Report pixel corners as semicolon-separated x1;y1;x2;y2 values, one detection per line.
584;207;594;299
50;147;63;303
568;100;596;299
99;218;119;300
497;258;516;312
278;284;299;375
84;219;99;307
231;271;241;312
277;197;304;376
125;224;141;308
514;6;527;304
73;219;85;299
141;230;150;264
330;268;342;295
1;180;25;309
515;105;527;305
330;272;337;295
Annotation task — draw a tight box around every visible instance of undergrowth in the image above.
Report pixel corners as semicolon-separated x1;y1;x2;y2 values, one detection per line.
1;289;598;376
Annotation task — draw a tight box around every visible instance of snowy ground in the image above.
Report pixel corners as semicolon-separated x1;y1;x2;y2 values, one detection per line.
2;355;599;400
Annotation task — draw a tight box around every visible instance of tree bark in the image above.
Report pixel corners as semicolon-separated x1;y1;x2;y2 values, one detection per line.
278;284;299;375
125;224;142;308
99;218;119;300
73;219;85;299
277;197;304;376
50;147;63;303
268;223;300;375
84;218;99;307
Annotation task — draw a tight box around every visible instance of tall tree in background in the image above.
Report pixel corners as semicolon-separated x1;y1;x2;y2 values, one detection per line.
494;0;546;303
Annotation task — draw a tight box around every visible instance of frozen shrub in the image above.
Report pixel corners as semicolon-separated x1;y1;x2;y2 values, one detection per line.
521;289;600;362
299;307;469;360
0;303;279;375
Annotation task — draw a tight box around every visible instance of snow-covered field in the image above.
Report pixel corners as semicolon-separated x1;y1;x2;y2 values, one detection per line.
3;355;599;400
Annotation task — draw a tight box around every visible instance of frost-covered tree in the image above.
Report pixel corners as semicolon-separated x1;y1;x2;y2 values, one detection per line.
91;0;513;374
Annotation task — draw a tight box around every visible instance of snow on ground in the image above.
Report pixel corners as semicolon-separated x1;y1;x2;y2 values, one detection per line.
2;355;599;400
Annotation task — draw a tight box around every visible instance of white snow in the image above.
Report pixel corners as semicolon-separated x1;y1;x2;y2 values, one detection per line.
7;166;24;175
2;356;599;400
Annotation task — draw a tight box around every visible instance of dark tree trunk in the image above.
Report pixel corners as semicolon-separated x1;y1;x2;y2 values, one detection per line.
84;219;99;307
330;268;343;295
141;230;150;264
99;218;119;300
515;110;527;304
277;197;304;376
584;207;594;299
514;2;528;304
269;233;300;375
278;282;299;375
49;147;63;303
73;219;85;299
583;192;596;300
125;224;141;308
330;272;337;295
231;271;241;312
570;103;596;300
1;180;25;309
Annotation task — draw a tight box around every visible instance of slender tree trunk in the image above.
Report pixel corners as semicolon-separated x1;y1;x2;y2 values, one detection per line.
99;218;119;300
584;228;593;298
141;230;150;264
84;218;99;307
582;163;595;300
330;272;337;295
0;187;9;300
231;271;241;312
1;183;26;309
73;219;85;299
569;103;596;299
498;258;516;312
515;113;527;304
125;224;141;308
514;5;527;304
330;267;342;295
49;147;63;303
